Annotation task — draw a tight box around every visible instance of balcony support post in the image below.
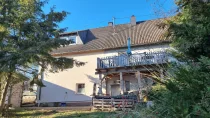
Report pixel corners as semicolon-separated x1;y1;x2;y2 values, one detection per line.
120;72;124;95
98;74;103;95
137;71;143;101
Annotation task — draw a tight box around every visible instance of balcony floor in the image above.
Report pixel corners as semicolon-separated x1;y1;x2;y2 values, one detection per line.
95;63;167;74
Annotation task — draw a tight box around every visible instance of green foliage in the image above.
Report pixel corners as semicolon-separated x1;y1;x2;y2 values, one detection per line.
30;75;45;87
148;84;167;101
0;0;84;85
165;0;210;60
0;0;84;113
0;71;30;84
148;57;210;118
146;1;210;117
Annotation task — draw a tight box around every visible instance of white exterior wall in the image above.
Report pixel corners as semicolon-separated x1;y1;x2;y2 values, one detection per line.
38;44;170;103
76;35;83;44
105;44;169;55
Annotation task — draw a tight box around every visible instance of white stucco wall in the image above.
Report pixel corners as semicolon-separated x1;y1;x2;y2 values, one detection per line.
38;52;105;103
105;44;169;55
38;44;170;103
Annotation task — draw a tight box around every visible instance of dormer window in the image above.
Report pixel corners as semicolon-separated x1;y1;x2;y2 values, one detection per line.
67;36;76;44
60;35;77;45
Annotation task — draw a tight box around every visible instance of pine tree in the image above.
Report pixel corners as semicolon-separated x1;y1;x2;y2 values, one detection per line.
0;0;84;114
148;1;210;117
165;0;210;60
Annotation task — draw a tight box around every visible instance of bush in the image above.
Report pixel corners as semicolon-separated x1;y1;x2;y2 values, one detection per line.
148;57;210;118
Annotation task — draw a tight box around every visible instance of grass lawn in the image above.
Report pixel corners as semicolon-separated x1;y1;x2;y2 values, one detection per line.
11;109;118;118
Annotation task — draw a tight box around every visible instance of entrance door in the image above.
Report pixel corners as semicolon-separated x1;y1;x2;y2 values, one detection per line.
111;85;120;96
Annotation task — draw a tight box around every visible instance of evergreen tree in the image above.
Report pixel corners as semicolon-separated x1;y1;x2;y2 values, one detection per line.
0;0;84;114
147;0;210;117
165;0;210;60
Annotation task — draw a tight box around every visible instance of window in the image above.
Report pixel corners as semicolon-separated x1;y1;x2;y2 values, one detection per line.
67;36;76;44
125;81;130;91
60;36;77;44
76;84;85;94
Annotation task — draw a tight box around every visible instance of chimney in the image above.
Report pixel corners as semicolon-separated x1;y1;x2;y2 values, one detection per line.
108;22;113;26
130;15;136;26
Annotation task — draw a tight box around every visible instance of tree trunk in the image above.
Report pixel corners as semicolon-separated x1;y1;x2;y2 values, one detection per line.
0;78;2;106
0;73;12;114
6;85;12;110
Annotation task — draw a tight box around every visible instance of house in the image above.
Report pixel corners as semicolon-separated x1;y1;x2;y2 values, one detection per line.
37;15;172;106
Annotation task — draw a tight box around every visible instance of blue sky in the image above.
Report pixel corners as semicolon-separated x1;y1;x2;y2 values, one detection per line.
43;0;176;32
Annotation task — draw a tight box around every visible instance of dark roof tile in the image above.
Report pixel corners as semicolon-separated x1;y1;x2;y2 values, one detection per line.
52;19;168;54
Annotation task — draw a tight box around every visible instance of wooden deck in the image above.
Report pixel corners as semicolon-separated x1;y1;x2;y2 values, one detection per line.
97;51;168;69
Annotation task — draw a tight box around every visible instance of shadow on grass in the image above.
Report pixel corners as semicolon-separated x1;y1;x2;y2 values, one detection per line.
54;111;117;118
12;109;117;118
12;109;58;117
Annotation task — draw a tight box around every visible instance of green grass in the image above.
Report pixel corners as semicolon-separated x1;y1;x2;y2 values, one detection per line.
11;109;118;118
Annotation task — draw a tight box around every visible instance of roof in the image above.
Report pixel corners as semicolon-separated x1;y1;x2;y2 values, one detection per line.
52;18;168;55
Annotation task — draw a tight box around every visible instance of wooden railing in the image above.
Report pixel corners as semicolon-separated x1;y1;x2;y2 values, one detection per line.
92;98;135;111
97;51;169;69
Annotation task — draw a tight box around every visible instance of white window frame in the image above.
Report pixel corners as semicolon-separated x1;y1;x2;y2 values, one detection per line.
68;36;77;45
76;83;85;94
60;36;77;45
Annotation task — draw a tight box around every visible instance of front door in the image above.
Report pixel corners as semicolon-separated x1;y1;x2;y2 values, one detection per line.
111;85;120;96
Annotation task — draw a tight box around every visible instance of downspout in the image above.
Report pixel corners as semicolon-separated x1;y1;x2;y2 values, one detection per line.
38;71;44;100
37;66;45;107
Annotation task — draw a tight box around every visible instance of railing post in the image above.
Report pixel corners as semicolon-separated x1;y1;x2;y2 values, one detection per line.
102;98;104;111
108;57;110;68
111;98;114;111
97;58;100;69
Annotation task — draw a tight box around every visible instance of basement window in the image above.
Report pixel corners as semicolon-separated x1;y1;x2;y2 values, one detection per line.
76;84;85;94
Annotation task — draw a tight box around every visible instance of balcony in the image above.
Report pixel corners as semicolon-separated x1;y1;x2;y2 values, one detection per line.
97;51;169;69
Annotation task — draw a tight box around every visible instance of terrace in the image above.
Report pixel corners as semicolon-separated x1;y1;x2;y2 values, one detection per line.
97;51;169;70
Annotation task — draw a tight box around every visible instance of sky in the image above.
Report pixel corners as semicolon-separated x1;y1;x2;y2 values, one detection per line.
43;0;176;32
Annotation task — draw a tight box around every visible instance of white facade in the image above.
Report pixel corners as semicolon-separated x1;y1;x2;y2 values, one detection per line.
37;44;170;103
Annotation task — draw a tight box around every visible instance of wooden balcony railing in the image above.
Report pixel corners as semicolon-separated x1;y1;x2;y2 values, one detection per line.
97;51;169;69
